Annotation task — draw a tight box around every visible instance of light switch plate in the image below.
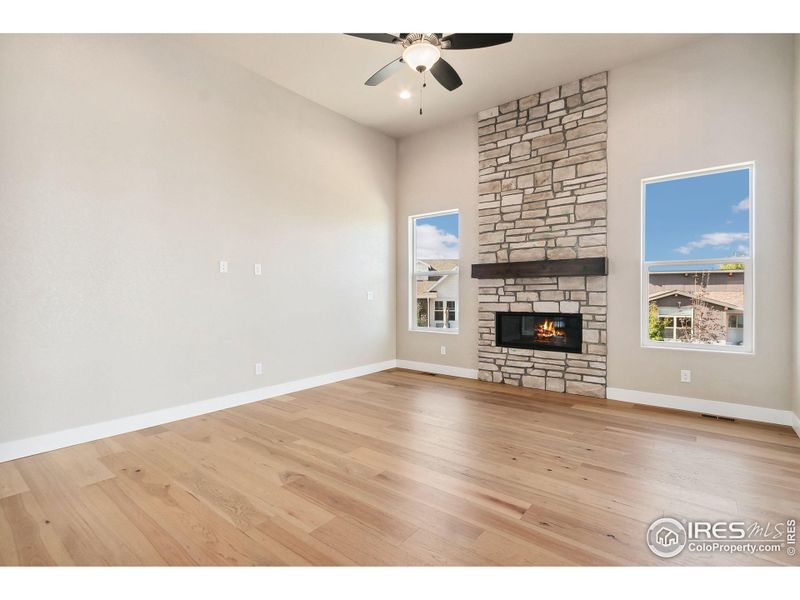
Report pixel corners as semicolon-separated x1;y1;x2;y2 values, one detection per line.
254;263;262;276
219;260;228;273
367;291;374;301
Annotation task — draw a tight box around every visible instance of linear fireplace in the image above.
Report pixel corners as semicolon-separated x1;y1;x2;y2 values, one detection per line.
495;312;582;353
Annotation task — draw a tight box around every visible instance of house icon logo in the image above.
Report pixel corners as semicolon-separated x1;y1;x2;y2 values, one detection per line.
656;527;678;546
647;517;687;558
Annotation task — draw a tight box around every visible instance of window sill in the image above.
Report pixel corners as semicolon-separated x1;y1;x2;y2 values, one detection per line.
641;341;753;355
410;328;460;335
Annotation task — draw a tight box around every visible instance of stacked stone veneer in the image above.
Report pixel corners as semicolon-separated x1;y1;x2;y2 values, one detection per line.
476;72;608;398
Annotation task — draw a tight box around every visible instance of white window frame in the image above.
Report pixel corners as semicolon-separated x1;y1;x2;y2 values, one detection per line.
640;162;754;354
409;209;460;334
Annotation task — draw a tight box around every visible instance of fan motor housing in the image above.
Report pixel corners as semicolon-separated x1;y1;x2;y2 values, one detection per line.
402;33;442;48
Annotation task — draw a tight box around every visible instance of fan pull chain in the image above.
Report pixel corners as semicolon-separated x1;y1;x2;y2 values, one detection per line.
419;71;427;116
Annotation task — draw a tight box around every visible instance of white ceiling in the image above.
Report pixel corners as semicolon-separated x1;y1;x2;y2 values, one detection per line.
183;33;705;139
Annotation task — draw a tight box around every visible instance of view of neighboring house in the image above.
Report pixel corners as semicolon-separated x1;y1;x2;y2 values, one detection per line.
649;268;744;345
416;259;459;329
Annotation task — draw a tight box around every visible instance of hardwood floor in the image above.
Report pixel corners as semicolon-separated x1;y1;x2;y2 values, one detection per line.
1;368;799;566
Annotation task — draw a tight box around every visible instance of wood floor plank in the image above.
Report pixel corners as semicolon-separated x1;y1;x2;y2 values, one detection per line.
98;451;289;565
48;442;115;488
0;493;57;566
252;516;357;566
235;436;486;546
143;430;336;533
0;461;29;499
470;530;574;566
114;433;278;533
401;528;497;566
13;454;122;564
0;490;75;566
280;470;418;545
349;447;532;519
371;469;619;565
93;477;199;565
310;516;426;566
1;368;798;565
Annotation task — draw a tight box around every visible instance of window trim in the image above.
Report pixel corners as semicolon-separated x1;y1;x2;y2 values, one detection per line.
409;209;460;334
640;162;755;354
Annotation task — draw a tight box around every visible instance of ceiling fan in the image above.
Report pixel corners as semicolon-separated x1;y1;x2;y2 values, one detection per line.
346;33;514;92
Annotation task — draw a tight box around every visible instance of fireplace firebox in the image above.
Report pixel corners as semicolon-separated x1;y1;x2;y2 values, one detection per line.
495;312;582;353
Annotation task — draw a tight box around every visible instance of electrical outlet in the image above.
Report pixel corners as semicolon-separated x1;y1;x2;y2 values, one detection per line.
367;291;374;301
219;260;228;273
254;263;262;276
255;362;263;376
680;369;691;383
440;345;447;355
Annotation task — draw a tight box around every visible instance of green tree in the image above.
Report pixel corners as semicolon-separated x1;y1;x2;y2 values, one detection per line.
648;302;665;341
720;263;744;270
416;299;429;327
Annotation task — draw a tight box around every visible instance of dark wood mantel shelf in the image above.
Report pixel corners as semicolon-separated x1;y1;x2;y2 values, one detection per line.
471;257;608;279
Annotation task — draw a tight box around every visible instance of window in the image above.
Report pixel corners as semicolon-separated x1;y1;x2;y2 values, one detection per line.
642;164;753;352
433;300;457;328
659;315;692;342
410;210;459;332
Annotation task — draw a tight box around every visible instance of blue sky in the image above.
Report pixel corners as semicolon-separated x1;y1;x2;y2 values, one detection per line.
415;213;459;259
645;168;750;263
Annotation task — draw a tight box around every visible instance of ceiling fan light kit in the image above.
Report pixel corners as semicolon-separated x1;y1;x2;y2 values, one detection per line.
402;40;441;73
347;33;514;106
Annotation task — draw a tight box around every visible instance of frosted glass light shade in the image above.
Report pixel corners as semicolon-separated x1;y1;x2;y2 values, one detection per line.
402;42;441;72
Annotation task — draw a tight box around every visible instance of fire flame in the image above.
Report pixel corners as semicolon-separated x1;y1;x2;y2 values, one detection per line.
536;319;565;339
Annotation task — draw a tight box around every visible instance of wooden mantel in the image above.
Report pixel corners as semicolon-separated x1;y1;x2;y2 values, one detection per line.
471;257;608;279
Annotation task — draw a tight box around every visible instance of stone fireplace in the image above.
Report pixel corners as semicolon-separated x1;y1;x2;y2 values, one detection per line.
474;72;608;398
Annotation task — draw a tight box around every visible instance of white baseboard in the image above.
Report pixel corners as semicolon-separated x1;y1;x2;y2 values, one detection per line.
606;387;794;427
792;413;800;439
0;359;396;464
395;359;478;380
11;363;787;464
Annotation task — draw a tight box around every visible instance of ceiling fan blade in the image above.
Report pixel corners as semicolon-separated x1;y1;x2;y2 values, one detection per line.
346;33;401;44
365;58;405;86
430;58;463;91
442;33;513;50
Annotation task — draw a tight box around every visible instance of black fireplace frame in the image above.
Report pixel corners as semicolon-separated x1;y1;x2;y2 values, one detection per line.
495;311;583;354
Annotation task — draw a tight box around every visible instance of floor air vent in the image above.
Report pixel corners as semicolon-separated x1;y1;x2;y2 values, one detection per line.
701;413;735;422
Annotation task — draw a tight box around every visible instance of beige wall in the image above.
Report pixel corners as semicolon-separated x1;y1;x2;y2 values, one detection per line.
794;35;800;422
608;34;795;410
0;35;396;443
395;117;479;370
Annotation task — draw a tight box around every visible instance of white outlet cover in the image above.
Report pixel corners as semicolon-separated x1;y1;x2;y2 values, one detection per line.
254;263;262;275
367;291;374;301
219;260;228;273
680;369;691;383
440;346;446;355
255;362;263;375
